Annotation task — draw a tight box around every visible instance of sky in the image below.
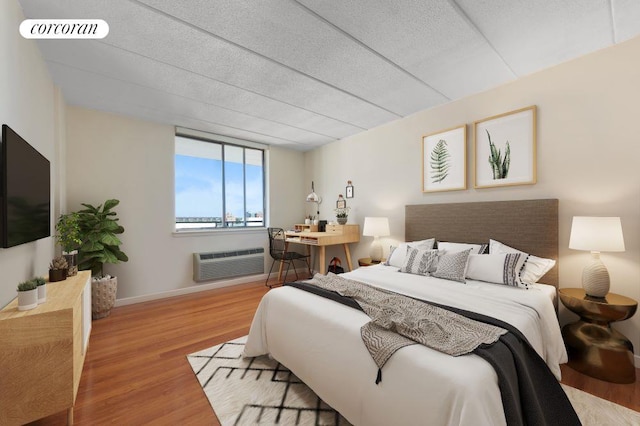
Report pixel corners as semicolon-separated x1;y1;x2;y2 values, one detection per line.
175;154;263;219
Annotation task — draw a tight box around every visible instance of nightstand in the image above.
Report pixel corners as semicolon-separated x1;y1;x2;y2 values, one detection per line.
559;288;637;383
358;257;385;267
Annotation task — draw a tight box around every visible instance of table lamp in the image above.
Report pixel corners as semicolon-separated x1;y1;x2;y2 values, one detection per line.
363;217;390;262
306;181;322;218
569;216;625;298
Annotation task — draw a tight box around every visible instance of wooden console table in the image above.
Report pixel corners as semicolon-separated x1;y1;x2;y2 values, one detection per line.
0;271;92;425
284;224;360;278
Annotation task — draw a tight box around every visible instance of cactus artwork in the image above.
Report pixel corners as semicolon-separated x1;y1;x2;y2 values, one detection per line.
486;130;510;179
430;139;450;183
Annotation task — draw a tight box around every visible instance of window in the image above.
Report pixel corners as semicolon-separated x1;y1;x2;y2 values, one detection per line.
174;131;265;231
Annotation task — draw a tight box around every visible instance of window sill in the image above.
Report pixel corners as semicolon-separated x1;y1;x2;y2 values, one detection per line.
172;227;266;237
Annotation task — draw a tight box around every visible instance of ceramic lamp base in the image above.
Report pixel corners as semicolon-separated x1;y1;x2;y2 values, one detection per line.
369;238;383;262
582;252;610;298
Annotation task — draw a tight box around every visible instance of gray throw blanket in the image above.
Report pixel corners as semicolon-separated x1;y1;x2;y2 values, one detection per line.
305;273;507;373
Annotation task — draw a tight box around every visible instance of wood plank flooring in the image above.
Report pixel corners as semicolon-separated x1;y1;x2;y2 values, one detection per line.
30;280;638;425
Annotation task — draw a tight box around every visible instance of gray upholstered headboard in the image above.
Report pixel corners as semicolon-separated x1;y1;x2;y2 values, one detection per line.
405;199;559;288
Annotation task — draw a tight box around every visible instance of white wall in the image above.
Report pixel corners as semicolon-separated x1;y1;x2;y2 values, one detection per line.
0;0;62;308
65;107;306;302
305;36;640;361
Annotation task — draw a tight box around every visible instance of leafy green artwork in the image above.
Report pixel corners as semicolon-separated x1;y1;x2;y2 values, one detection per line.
430;139;450;183
486;130;510;179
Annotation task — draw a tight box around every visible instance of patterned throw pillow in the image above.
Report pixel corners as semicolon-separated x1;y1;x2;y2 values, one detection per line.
431;249;473;283
400;247;439;276
489;239;556;283
466;253;528;289
385;238;436;267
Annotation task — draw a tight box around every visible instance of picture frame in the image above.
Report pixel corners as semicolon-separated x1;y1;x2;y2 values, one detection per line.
345;181;354;198
473;106;537;189
422;125;466;193
336;195;346;209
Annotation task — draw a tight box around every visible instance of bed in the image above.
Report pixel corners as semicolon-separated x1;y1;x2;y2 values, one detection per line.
244;199;569;425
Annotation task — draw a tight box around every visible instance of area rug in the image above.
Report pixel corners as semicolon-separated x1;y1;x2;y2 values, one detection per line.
187;336;640;426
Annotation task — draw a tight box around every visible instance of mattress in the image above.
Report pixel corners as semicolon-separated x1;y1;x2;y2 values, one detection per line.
244;264;566;425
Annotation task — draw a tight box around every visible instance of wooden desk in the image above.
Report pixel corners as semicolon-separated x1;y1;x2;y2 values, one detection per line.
283;224;360;279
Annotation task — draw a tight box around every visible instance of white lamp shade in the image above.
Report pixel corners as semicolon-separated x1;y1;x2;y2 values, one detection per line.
569;217;625;252
363;217;390;237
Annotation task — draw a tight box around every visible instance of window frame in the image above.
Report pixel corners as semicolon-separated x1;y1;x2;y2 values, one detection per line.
174;128;267;232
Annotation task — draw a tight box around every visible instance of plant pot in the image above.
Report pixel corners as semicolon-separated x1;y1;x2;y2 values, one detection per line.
62;250;78;276
92;276;118;320
18;289;38;311
49;268;67;283
37;284;47;304
337;217;348;225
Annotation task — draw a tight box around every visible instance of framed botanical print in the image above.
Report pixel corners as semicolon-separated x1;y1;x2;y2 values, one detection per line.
422;125;466;192
474;106;537;189
345;181;354;198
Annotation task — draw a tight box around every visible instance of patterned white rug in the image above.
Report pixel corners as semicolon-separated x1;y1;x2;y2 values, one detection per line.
187;336;640;426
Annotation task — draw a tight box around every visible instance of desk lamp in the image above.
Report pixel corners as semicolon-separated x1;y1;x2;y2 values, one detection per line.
363;217;390;262
306;181;322;218
569;216;625;298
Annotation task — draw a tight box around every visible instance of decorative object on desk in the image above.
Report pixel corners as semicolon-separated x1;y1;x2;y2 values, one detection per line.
422;125;466;192
363;217;390;262
34;276;46;304
474;106;536;189
334;206;350;225
306;181;322;218
346;180;354;198
336;194;346;209
77;199;129;319
55;212;82;276
49;256;68;282
327;257;345;274
17;279;38;311
569;216;625;298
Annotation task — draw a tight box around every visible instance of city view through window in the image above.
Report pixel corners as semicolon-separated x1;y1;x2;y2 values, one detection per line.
175;135;264;230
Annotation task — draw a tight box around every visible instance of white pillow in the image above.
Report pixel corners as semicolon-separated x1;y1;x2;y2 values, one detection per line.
386;238;435;267
466;253;528;289
489;239;556;283
437;241;487;254
400;247;439;276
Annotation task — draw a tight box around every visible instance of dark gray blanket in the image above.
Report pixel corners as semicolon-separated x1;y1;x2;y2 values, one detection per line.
286;280;581;426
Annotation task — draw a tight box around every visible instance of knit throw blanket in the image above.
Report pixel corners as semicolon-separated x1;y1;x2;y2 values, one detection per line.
304;274;507;375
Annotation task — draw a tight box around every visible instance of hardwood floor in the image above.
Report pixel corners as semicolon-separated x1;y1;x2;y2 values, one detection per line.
31;280;638;425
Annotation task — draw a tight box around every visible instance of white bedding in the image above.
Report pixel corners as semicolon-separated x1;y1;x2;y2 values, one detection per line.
244;265;567;426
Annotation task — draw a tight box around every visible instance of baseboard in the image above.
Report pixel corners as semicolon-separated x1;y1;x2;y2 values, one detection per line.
114;268;309;307
114;274;268;307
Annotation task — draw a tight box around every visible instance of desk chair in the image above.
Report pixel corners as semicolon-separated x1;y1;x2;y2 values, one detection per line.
265;227;311;288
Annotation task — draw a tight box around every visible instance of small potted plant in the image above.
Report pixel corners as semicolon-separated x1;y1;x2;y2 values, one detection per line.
55;212;82;276
49;256;68;282
334;206;351;225
34;276;47;304
17;280;38;311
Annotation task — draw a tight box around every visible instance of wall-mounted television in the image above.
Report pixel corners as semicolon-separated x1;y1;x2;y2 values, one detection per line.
1;124;51;248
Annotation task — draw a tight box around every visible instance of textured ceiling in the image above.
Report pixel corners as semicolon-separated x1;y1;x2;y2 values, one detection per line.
18;0;640;151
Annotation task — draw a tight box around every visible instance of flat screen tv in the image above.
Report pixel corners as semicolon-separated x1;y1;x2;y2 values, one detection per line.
1;124;51;248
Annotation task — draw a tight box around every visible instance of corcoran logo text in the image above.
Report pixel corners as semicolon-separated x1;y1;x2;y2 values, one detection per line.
20;19;109;39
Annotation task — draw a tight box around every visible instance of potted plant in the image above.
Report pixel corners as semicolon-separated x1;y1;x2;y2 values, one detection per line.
76;199;128;320
49;256;68;282
334;206;351;225
34;276;47;304
17;280;38;311
55;212;82;276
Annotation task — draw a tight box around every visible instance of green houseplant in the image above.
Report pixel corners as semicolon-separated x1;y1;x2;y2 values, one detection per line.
334;206;351;225
55;212;82;276
17;280;38;311
34;276;47;304
76;199;128;319
49;256;68;282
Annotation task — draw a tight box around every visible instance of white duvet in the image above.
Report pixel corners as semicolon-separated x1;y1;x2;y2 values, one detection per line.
244;265;567;426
